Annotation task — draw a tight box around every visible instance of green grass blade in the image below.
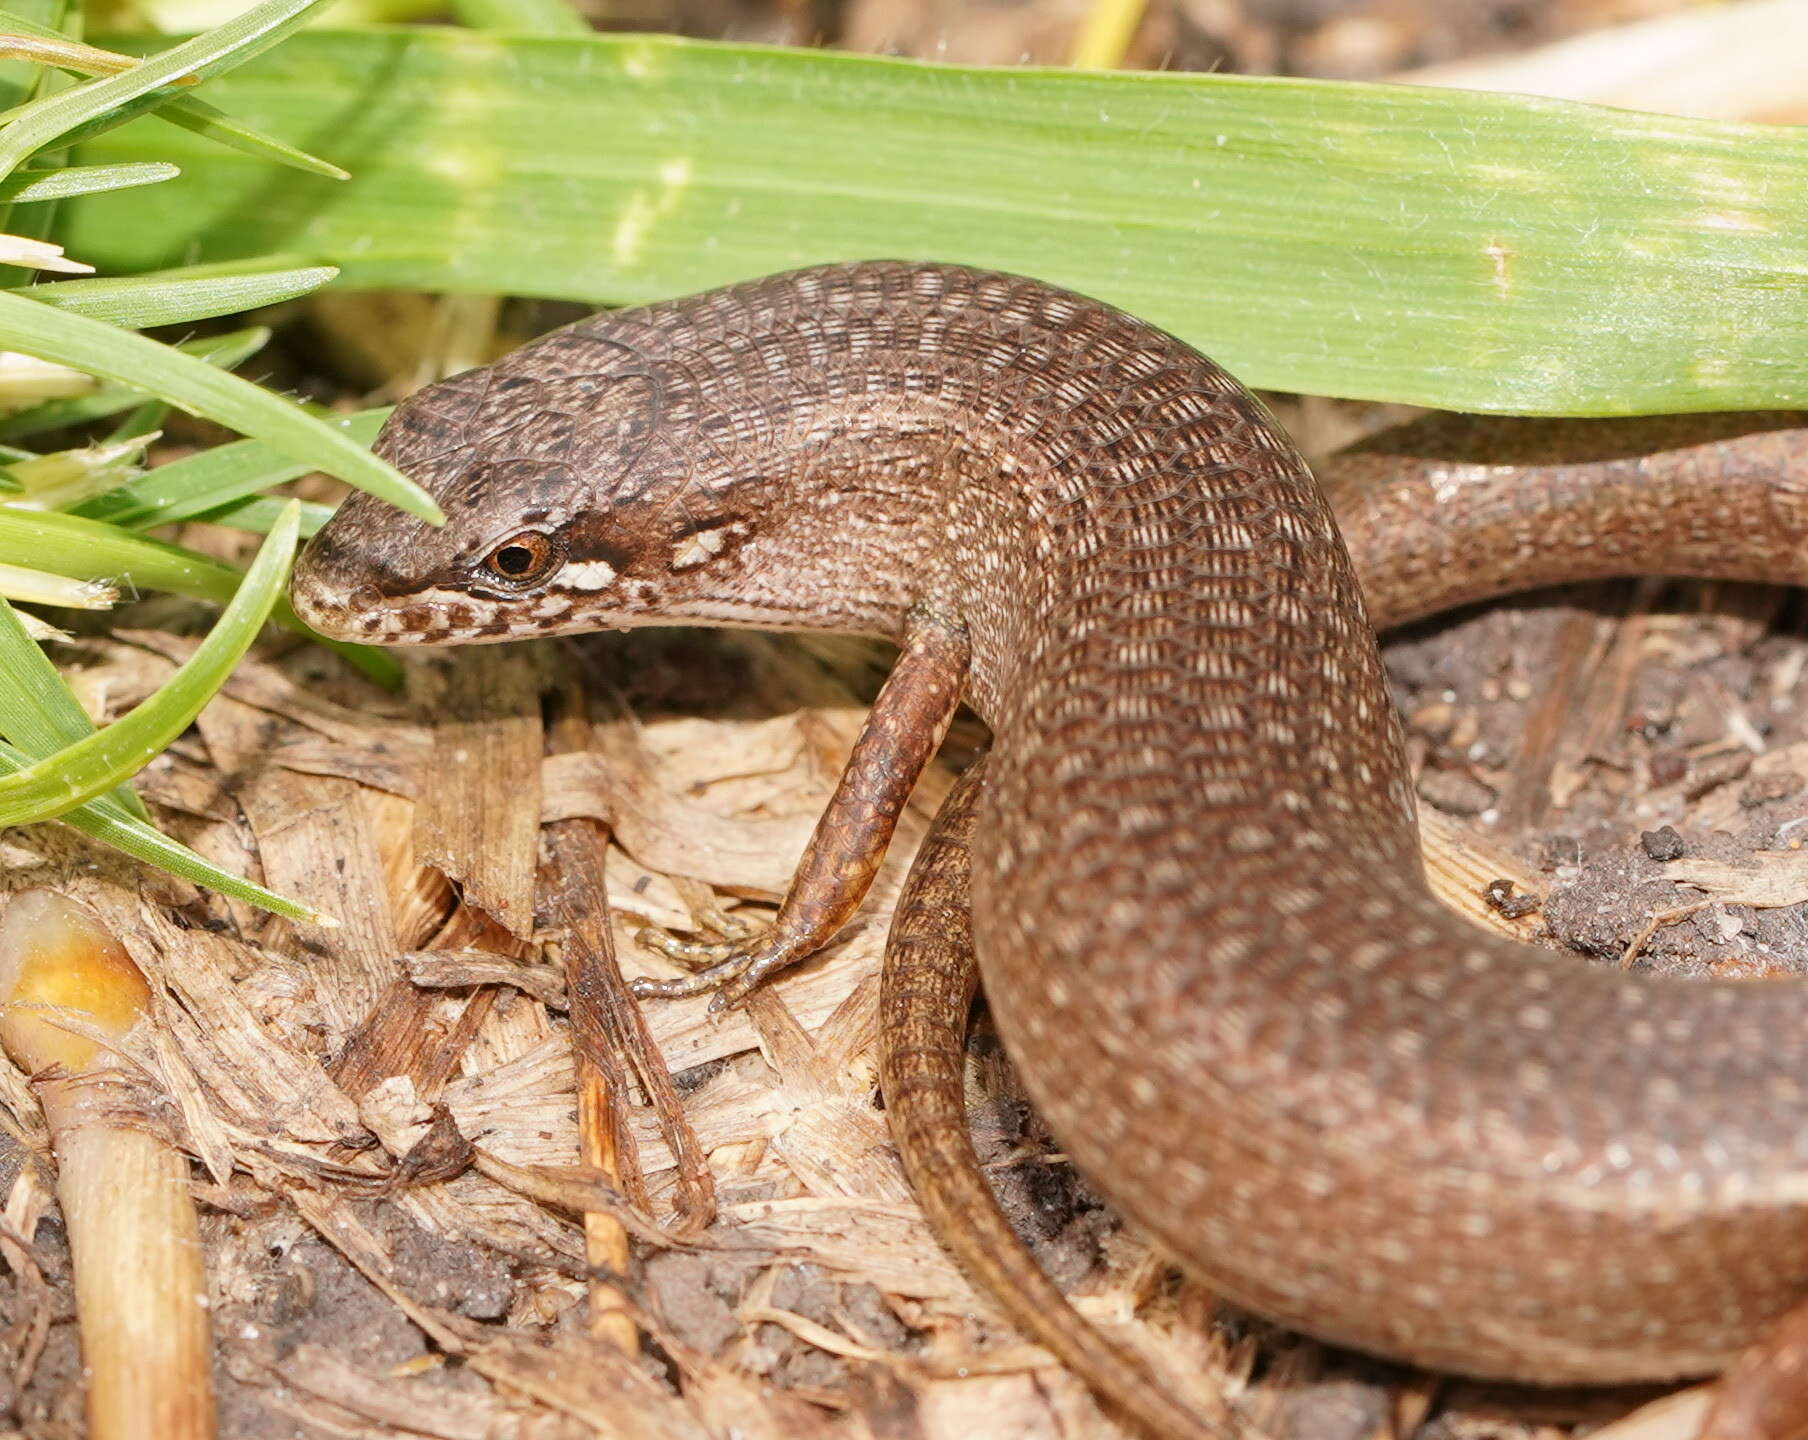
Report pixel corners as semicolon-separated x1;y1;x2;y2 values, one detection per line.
18;262;336;325
0;324;268;439
105;398;168;441
78;405;387;528
0;737;330;922
0;505;402;686
43;80;349;178
0;504;242;599
0;159;177;200
66;29;1808;415
0;0;334;175
0;499;296;824
191;493;333;535
0;593;149;818
149;91;347;178
0;293;441;518
0;14;340;173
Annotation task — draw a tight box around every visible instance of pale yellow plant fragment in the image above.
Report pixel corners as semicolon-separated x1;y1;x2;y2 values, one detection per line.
0;561;116;610
0;349;95;400
0;234;93;274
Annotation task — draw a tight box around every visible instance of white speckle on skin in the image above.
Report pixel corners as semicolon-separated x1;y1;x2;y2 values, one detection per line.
563;559;620;590
671;526;728;571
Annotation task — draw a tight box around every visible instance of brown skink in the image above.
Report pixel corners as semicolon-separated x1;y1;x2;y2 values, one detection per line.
288;262;1808;1438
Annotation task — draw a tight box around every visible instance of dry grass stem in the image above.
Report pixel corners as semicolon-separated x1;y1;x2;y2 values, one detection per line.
0;888;213;1440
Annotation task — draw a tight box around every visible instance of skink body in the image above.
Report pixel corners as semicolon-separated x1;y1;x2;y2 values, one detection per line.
290;261;1808;1434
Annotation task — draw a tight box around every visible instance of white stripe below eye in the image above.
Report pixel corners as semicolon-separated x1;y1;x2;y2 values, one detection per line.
563;559;619;589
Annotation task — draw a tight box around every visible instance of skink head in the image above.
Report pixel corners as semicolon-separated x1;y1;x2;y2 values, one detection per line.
294;281;943;648
291;321;786;646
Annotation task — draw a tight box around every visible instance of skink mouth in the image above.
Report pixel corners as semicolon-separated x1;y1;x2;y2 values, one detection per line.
291;569;532;647
290;529;472;646
290;584;498;646
288;574;371;644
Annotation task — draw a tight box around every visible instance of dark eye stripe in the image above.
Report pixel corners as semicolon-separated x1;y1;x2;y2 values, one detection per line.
673;512;739;540
563;540;635;578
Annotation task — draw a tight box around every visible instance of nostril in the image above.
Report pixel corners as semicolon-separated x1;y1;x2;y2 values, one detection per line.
348;584;381;610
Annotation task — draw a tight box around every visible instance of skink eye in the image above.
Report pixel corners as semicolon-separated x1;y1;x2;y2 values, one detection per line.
483;530;561;586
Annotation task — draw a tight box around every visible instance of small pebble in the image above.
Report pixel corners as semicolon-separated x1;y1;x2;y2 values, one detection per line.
1484;879;1539;920
1416;768;1495;818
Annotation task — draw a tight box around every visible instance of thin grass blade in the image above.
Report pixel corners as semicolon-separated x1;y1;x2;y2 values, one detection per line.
18;262;336;325
0;0;333;175
0;8;343;174
53;85;349;177
0;324;268;440
190;493;332;535
0;500;296;825
0;504;241;600
0;593;148;818
0;293;440;518
0;160;176;201
0;739;330;921
0;505;401;685
77;406;387;529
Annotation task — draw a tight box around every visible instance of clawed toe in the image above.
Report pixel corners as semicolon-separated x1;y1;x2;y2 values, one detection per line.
630;912;781;1003
628;917;811;1008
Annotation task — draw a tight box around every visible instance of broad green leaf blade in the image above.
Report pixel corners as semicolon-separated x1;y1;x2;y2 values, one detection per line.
78;405;387;528
67;29;1808;415
0;293;441;518
0;0;333;175
449;0;589;36
18;262;336;325
0;738;330;922
0;593;148;818
0;159;176;201
0;499;296;825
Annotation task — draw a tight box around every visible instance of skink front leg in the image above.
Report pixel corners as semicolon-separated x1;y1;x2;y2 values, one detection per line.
631;607;970;1010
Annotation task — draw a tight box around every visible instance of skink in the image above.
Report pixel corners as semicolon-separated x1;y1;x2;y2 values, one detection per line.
290;262;1808;1439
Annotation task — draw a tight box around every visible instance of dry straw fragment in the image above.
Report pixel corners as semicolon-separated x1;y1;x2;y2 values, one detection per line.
0;888;214;1440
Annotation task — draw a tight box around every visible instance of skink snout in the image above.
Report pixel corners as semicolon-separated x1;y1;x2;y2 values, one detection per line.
289;528;379;642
